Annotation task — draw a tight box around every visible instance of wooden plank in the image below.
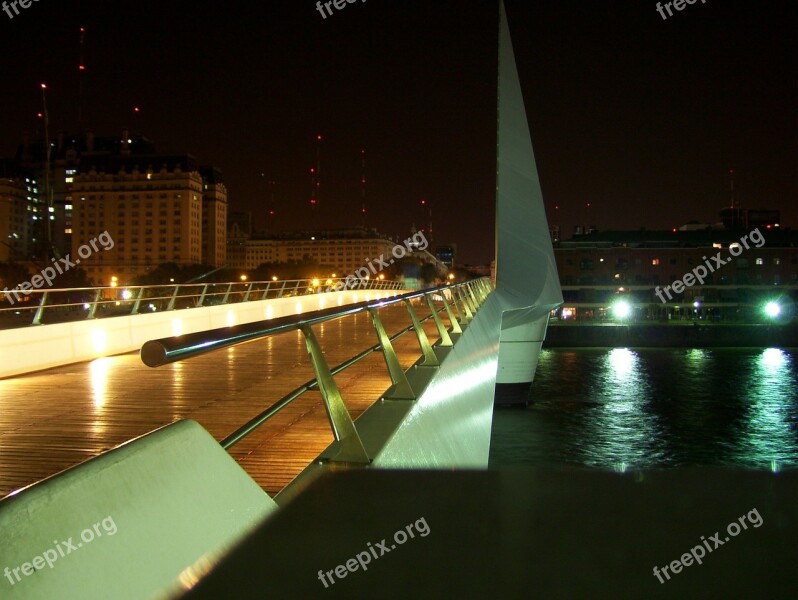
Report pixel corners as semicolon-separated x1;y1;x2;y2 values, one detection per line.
0;300;453;498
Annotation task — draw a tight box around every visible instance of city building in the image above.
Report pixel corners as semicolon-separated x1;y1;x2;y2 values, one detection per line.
0;174;30;262
435;243;456;267
226;228;399;275
199;166;228;268
4;132;228;285
553;223;798;321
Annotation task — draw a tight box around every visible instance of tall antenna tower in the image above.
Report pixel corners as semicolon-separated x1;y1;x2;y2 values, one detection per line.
77;27;86;130
360;149;367;227
40;83;54;258
729;168;738;209
310;134;322;207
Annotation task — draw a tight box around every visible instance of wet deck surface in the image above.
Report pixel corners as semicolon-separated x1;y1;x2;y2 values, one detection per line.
0;300;450;498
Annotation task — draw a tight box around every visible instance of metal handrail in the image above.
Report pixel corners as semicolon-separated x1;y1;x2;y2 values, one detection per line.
141;278;493;461
142;282;463;367
0;277;404;329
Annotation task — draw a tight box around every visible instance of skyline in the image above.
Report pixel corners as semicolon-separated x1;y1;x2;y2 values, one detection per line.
1;0;795;264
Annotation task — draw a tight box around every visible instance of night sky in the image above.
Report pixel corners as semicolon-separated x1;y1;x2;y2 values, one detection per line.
1;0;795;264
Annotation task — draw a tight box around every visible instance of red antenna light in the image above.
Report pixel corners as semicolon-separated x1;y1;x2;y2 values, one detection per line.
37;113;43;118
40;83;47;89
79;65;86;71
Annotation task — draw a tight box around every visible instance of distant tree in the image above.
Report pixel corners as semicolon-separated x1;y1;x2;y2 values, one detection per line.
0;262;32;290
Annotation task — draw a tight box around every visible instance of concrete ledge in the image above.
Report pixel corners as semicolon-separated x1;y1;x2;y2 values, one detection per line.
0;419;277;600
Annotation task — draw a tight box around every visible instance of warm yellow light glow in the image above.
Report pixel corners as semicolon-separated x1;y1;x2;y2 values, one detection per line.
272;276;278;281
312;278;320;287
226;311;236;327
90;328;107;353
240;275;248;281
379;274;385;280
89;357;112;407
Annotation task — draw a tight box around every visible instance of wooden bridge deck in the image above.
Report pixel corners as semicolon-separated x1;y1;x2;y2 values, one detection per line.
0;300;454;498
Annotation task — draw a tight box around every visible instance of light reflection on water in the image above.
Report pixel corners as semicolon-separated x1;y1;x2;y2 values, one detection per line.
489;348;798;470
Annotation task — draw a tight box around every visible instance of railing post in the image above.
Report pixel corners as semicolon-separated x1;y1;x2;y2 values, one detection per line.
403;298;439;367
293;280;301;296
368;308;416;399
425;293;453;347
196;284;208;307
131;287;144;314
441;290;463;333
466;282;481;309
86;288;103;320
260;282;272;300
31;291;49;326
454;286;474;320
221;283;233;304
279;280;288;298
299;324;370;464
167;285;180;311
243;283;254;302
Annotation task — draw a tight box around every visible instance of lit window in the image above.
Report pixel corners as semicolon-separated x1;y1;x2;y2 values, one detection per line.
652;259;660;266
755;258;764;265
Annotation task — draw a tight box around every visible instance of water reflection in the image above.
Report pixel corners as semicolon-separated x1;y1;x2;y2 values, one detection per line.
490;348;798;471
733;348;797;467
580;348;666;469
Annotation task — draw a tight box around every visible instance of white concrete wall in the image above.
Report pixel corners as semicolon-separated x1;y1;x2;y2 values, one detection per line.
0;290;407;379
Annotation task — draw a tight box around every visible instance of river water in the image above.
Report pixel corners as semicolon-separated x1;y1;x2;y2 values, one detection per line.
489;347;798;471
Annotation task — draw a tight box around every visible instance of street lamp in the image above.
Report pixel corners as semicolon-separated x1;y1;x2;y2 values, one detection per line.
764;302;781;319
612;300;631;320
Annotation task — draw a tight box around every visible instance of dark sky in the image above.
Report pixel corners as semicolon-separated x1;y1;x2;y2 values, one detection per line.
1;1;795;264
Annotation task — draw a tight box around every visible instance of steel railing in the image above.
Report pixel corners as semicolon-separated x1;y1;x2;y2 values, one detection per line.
141;278;493;467
0;277;404;329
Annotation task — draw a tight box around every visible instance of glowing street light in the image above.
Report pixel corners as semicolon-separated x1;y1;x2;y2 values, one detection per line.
764;302;781;319
240;275;248;282
612;300;631;320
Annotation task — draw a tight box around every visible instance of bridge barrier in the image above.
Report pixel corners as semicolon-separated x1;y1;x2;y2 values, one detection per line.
0;287;405;379
0;419;277;600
